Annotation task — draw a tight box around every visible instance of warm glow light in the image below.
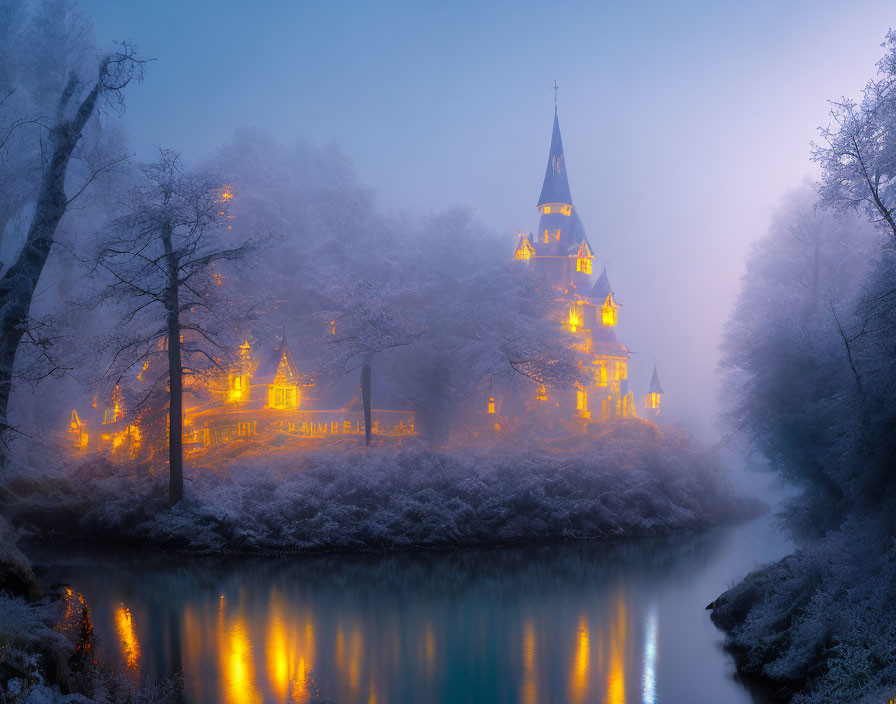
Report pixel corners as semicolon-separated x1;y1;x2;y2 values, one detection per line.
569;614;590;704
218;599;261;704
514;236;534;260
576;389;590;418
536;385;547;401
576;257;592;274
487;397;496;414
220;188;234;202
602;305;617;326
616;361;627;381
114;605;140;672
606;592;627;704
521;618;538;704
568;305;582;332
646;392;661;409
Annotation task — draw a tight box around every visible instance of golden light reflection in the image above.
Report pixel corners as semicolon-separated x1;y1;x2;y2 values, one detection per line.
114;605;140;672
606;591;627;704
218;596;261;704
521;618;538;704
569;614;590;703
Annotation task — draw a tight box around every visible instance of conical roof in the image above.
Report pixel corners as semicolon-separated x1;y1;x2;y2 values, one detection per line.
648;364;664;394
591;267;616;303
537;110;573;207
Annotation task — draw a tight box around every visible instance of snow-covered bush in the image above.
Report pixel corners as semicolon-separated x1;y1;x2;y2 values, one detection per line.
5;423;758;554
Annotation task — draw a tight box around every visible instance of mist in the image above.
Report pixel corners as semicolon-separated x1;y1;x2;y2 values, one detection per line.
3;2;896;703
77;0;894;435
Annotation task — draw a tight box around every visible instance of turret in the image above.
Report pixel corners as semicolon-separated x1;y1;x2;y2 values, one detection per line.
526;108;595;290
591;267;620;326
646;363;664;410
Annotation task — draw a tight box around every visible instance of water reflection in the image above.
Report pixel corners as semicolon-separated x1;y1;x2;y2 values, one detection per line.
36;526;782;704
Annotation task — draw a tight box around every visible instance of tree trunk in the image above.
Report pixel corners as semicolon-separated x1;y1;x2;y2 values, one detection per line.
162;222;183;505
0;72;104;456
361;352;372;446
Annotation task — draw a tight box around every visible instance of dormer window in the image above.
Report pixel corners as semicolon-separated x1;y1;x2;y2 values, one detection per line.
602;305;617;326
514;237;534;260
576;257;592;274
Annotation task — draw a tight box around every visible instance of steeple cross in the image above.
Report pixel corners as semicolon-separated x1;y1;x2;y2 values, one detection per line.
553;80;559;110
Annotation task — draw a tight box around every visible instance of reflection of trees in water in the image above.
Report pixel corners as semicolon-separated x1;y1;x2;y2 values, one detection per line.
38;527;732;607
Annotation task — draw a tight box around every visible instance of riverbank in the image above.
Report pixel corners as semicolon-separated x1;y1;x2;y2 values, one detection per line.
3;426;764;555
710;516;896;703
1;514;185;704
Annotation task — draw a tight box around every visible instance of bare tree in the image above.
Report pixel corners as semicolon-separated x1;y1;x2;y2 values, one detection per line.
814;30;896;244
0;42;144;455
313;280;424;446
93;149;252;504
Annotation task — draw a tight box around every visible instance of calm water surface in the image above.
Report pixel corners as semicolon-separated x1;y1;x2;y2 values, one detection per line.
37;510;789;704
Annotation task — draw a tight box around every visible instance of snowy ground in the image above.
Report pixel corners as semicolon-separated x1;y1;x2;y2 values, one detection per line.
711;515;896;704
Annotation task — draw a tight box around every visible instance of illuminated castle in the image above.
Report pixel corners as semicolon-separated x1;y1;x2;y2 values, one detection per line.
506;105;664;423
68;334;415;457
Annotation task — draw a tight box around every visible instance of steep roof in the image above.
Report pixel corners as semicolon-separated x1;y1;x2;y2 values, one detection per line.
591;324;630;358
648;364;664;394
537;110;573;208
254;333;300;385
591;267;618;304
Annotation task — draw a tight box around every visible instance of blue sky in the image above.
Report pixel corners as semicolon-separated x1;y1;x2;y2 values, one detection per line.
82;0;893;430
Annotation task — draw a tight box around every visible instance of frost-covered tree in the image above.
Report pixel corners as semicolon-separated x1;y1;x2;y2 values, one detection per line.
387;208;586;441
814;30;896;244
92;149;252;504
721;186;878;535
0;0;143;456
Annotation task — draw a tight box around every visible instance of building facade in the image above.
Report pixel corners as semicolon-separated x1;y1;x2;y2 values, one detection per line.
501;107;664;426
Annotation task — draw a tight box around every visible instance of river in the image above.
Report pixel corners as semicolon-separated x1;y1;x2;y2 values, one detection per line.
35;480;790;704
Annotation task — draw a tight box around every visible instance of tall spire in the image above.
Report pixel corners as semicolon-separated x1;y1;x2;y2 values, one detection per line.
649;363;664;394
537;108;573;208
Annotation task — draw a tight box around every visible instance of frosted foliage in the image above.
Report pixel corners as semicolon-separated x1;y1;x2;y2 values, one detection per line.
5;424;757;554
716;36;896;702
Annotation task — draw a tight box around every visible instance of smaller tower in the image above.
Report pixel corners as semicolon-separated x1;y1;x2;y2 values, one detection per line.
645;363;664;411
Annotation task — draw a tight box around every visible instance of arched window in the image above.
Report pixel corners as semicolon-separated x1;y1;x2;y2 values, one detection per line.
487;397;496;414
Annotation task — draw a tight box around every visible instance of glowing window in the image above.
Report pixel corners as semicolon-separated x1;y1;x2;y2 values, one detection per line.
272;386;296;409
576;257;592;274
576;389;589;417
616;362;628;381
602;305;617;326
536;385;547;401
596;361;608;386
647;392;661;409
487;397;496;414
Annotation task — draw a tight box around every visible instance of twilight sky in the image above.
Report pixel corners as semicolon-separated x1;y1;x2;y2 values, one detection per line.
82;0;892;434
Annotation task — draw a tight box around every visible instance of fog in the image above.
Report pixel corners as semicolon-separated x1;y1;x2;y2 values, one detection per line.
80;0;893;432
5;4;896;702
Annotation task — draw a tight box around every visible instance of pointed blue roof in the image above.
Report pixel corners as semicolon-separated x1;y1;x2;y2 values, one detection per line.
537;110;573;207
591;267;616;303
648;364;664;394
